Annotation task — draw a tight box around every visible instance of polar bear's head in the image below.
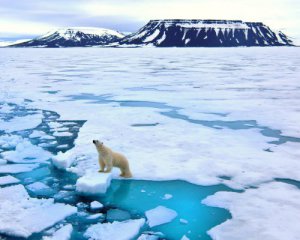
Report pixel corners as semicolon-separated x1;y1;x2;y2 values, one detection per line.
92;139;104;151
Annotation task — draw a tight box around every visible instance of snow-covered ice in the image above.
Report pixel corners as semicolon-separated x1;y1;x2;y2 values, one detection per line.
0;175;20;185
202;182;300;240
43;224;73;240
0;113;42;133
0;163;39;173
84;219;145;240
90;201;104;210
1;47;300;239
76;173;112;195
26;181;52;193
162;194;173;200
2;139;51;163
145;206;178;227
0;185;76;238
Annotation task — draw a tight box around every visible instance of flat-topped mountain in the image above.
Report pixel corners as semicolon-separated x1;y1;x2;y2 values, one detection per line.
119;19;293;47
11;27;125;47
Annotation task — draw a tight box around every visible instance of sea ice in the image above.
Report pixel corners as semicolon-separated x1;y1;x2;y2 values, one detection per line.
202;182;300;240
145;206;178;227
2;139;51;163
43;224;73;240
0;113;42;133
162;194;173;200
90;201;104;211
0;185;76;238
26;182;52;193
84;219;145;240
0;175;20;186
0;163;39;173
76;172;112;195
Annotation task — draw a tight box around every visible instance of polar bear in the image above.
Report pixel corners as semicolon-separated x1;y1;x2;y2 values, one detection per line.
92;140;132;178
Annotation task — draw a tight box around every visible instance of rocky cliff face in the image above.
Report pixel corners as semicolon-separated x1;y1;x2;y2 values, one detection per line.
119;20;293;47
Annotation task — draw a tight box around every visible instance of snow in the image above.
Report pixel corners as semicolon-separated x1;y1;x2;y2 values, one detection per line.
202;182;300;240
0;113;42;133
0;185;76;238
84;219;145;240
162;194;173;200
143;29;160;43
76;173;112;195
0;163;39;173
145;206;178;227
53;131;73;137
43;224;73;240
26;182;51;192
0;175;20;185
2;139;51;163
90;201;104;210
0;134;22;149
41;27;124;40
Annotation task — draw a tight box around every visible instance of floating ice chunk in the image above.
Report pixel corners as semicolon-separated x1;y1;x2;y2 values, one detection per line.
0;175;20;186
87;213;105;220
0;159;7;165
181;235;190;240
39;142;58;148
26;182;52;193
29;130;47;138
57;144;69;149
2;140;51;163
76;173;112;195
0;134;22;149
202;182;300;240
84;219;145;240
106;209;131;222
145;206;177;227
0;103;14;113
138;233;161;240
40;135;56;140
90;201;104;211
52;152;75;169
0;185;76;238
53;132;73;137
0;113;42;133
0;163;39;173
162;194;173;200
43;224;73;240
179;219;188;224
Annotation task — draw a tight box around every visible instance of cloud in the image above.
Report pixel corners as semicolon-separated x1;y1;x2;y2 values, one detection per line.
0;0;299;40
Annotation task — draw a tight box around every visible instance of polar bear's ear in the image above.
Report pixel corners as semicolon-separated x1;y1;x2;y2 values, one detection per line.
100;141;103;145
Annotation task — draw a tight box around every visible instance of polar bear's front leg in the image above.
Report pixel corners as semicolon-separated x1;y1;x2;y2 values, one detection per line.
104;163;113;173
98;157;105;172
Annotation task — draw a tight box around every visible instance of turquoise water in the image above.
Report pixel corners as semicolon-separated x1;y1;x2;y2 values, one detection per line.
93;180;234;240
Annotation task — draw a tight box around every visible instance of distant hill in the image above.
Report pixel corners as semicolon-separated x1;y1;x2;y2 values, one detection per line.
11;27;125;47
119;19;294;47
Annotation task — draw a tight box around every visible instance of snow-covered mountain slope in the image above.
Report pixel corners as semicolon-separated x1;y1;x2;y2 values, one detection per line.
119;20;294;47
11;27;125;47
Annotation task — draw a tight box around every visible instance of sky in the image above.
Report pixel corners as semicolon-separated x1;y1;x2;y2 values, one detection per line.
0;0;299;42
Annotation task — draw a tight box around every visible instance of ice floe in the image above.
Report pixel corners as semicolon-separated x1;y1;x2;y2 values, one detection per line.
0;163;39;173
0;113;42;133
2;139;51;163
43;224;73;240
76;172;112;195
90;201;104;211
145;206;177;227
0;175;20;186
84;219;145;240
0;185;76;238
202;182;300;240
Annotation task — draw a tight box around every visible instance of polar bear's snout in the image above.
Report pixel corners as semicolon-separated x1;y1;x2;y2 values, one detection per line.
92;140;97;144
